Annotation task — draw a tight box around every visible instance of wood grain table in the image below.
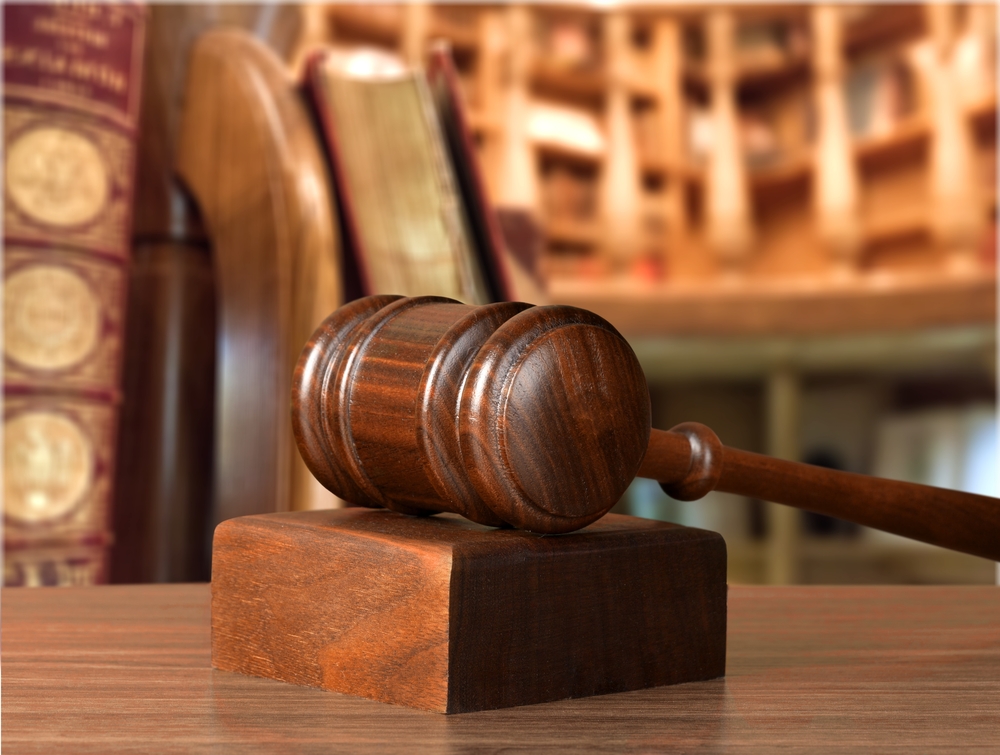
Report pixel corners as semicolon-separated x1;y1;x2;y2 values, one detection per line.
3;584;998;753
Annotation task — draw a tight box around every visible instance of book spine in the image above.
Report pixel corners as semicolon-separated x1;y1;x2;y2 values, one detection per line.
304;52;373;302
3;4;146;587
426;46;515;302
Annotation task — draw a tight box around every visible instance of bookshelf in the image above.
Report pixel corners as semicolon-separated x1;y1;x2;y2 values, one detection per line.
290;3;996;585
293;3;995;283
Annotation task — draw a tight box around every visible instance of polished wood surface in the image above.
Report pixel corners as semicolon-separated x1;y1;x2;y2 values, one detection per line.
212;509;726;713
132;5;303;240
116;5;309;582
292;296;650;534
4;583;998;752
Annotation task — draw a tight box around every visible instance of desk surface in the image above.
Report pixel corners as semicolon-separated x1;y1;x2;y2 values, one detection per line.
3;584;999;753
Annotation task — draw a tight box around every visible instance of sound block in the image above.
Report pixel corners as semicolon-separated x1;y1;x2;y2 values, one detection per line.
211;509;727;713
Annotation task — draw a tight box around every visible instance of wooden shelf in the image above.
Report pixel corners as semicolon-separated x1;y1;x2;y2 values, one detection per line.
465;108;498;136
853;116;930;169
530;61;606;105
682;51;810;93
327;6;402;47
843;4;926;54
327;7;479;56
320;3;994;337
531;63;672;103
862;208;931;247
737;51;810;90
640;156;704;185
548;270;997;339
544;217;602;247
748;153;813;194
529;62;665;105
626;70;660;102
535;140;604;169
643;153;810;193
968;94;998;130
429;16;478;52
850;98;997;169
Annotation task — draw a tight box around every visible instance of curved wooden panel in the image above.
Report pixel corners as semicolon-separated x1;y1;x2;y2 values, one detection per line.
176;29;341;523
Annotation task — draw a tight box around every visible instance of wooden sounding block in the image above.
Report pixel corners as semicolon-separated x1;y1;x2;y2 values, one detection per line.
211;508;727;714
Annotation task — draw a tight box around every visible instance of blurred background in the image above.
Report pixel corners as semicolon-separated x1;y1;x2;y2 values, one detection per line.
3;3;997;588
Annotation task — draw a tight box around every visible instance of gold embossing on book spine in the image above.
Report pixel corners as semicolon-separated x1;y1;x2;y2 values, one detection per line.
4;107;133;257
2;4;145;587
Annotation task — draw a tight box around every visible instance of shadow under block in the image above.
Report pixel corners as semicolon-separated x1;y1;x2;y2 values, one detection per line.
211;509;727;713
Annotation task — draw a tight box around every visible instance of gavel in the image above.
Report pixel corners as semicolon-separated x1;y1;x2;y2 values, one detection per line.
292;295;1000;561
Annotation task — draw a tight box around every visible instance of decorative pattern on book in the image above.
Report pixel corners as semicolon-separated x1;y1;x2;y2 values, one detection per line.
4;247;125;394
4;106;136;256
3;3;144;128
3;3;145;587
3;395;116;547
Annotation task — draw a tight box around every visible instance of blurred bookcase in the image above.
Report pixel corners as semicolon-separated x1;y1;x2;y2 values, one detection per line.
289;3;996;584
293;3;995;290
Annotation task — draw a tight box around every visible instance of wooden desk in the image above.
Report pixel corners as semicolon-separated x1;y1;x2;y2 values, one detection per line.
3;584;998;752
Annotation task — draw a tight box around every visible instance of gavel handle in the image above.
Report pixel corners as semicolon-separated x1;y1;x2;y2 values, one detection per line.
637;423;1000;562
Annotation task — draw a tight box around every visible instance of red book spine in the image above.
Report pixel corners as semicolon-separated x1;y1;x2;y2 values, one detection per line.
3;4;146;587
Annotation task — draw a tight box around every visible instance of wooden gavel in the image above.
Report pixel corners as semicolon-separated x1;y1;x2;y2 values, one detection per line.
292;295;1000;561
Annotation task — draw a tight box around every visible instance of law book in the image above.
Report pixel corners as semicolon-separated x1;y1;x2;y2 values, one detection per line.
3;4;146;586
306;44;513;305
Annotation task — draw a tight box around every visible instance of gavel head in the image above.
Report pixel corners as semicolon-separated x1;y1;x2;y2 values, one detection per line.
292;295;651;534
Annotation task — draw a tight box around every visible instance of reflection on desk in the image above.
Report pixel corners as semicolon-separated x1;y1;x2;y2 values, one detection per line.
3;584;999;752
